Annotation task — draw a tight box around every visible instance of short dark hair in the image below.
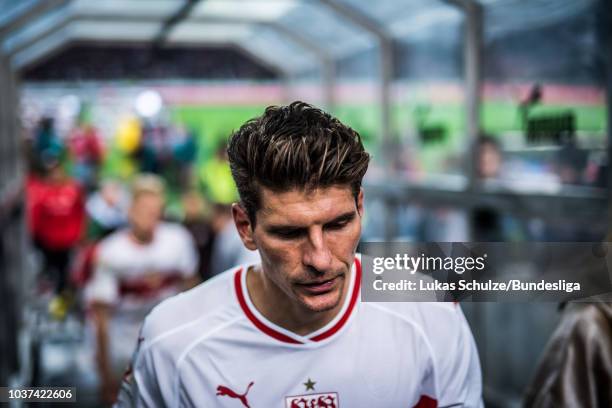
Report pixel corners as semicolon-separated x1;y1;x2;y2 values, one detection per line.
476;134;500;150
227;101;370;225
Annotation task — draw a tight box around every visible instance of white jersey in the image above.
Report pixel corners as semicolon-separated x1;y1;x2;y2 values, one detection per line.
85;222;198;372
117;256;482;408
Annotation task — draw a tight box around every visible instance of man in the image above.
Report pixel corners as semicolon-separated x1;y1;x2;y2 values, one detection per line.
85;174;198;403
85;179;129;239
67;115;104;192
28;157;85;318
117;102;482;407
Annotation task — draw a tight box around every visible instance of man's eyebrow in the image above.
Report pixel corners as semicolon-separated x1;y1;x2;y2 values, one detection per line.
264;223;308;237
325;211;356;225
266;225;305;235
265;210;356;233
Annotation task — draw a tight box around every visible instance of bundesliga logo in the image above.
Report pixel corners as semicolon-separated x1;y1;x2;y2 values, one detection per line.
285;392;339;408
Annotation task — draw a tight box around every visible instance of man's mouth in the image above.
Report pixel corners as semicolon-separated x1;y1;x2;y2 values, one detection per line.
297;275;342;295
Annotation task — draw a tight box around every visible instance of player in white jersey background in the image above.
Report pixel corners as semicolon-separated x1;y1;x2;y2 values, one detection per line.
85;174;199;403
117;101;483;407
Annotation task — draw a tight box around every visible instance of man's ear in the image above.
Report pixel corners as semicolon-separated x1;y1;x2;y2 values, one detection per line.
356;188;364;217
232;203;257;250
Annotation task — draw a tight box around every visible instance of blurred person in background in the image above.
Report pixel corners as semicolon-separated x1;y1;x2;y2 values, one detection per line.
84;174;199;404
32;116;63;174
114;116;143;180
472;135;505;242
546;140;599;241
524;235;612;407
70;180;129;292
523;300;612;407
417;135;506;243
117;102;482;407
200;141;238;205
181;191;215;281
67;110;105;192
137;123;169;175
554;139;588;186
475;135;503;180
27;156;85;318
86;179;129;239
200;141;260;276
171;125;198;191
209;202;260;276
471;134;526;241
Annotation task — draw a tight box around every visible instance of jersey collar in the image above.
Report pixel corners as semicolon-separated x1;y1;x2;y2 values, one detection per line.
234;257;361;345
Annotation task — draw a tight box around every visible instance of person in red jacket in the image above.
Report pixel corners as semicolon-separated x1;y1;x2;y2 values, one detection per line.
28;158;85;317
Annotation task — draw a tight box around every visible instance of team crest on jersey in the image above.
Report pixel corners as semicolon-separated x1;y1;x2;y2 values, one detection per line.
285;392;339;408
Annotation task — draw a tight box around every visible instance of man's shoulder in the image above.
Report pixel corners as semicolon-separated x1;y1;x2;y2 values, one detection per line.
157;221;190;237
97;228;130;255
139;267;245;353
563;302;612;343
156;222;196;248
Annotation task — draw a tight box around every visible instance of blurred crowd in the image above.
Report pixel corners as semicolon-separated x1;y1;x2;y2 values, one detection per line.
23;108;258;404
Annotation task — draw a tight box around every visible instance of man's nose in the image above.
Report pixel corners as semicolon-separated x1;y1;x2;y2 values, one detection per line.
302;228;333;273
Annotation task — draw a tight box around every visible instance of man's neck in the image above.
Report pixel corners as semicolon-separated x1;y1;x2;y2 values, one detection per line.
246;266;350;336
130;229;154;245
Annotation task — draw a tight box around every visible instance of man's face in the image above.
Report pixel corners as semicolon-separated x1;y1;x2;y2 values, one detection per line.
240;185;363;313
129;193;164;241
478;143;501;179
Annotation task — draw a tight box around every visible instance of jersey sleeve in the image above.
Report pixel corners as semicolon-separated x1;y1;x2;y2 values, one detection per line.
430;304;483;408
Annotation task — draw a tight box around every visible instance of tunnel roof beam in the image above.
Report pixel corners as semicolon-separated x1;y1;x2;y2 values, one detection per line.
444;0;484;189
317;0;394;172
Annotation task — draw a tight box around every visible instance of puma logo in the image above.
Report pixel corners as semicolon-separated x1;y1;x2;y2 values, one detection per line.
216;381;254;408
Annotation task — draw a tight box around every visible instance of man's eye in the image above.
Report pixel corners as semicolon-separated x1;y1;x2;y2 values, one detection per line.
326;220;349;230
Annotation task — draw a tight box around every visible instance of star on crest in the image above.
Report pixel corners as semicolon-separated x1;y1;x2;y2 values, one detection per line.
303;378;316;391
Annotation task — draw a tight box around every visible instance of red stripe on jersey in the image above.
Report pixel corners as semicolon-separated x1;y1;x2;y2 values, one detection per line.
413;395;437;408
310;257;361;342
119;272;183;298
234;268;302;344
